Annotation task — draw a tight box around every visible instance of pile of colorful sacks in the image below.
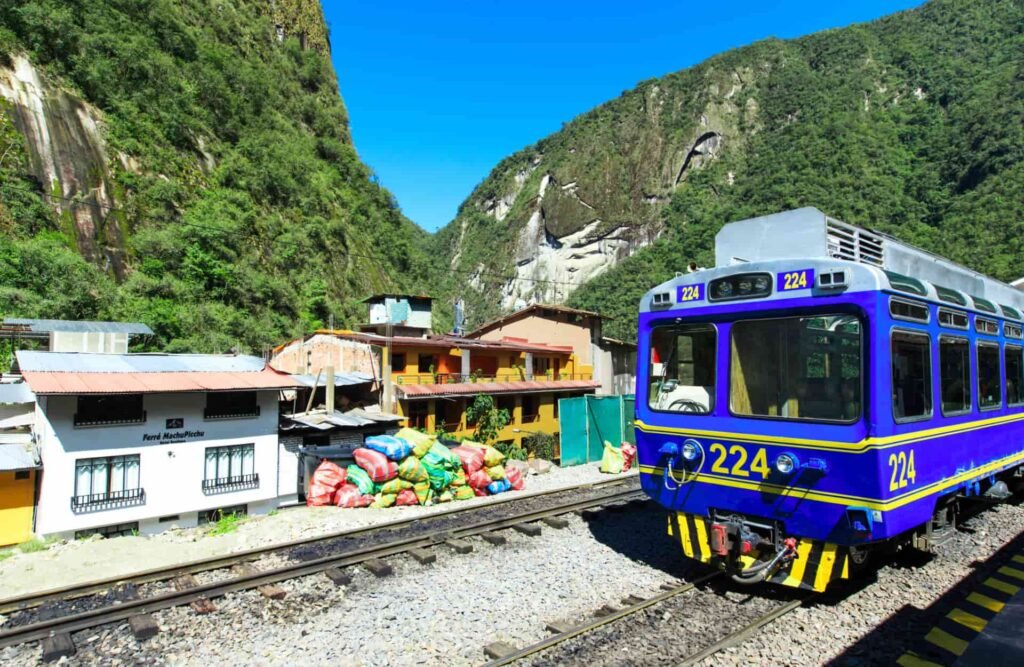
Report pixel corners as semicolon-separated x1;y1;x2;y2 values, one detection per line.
307;428;526;508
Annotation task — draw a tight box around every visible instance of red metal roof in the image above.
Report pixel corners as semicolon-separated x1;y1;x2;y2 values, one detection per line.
397;379;600;399
21;369;300;395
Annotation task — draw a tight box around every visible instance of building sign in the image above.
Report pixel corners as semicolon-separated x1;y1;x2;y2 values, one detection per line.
143;428;205;444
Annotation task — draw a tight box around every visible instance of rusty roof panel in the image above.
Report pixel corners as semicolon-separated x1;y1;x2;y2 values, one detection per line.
21;369;299;395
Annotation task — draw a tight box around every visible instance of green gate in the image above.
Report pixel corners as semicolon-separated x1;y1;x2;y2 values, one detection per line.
557;394;636;466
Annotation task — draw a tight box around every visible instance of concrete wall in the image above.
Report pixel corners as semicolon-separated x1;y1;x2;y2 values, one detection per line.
33;390;294;538
475;316;595;365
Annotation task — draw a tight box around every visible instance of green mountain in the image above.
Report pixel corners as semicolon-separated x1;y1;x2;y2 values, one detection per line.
437;0;1023;341
0;0;432;353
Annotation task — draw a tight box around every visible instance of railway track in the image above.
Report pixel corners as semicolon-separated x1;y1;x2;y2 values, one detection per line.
0;478;645;656
483;572;812;666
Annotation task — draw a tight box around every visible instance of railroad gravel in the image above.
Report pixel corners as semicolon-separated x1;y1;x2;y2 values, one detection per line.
702;499;1024;667
0;463;626;600
1;502;683;666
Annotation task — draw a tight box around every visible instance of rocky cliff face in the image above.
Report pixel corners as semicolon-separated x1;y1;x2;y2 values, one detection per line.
439;0;1023;336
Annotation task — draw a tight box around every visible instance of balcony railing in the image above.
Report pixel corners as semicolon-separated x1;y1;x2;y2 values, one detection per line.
71;488;145;512
204;405;261;420
73;412;147;428
394;373;593;385
202;473;260;494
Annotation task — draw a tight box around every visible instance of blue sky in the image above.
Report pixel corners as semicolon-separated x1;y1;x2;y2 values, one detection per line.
325;1;924;232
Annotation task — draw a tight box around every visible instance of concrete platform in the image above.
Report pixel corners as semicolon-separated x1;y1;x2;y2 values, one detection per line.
898;555;1024;666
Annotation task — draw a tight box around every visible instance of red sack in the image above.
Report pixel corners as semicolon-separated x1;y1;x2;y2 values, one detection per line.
395;488;419;506
506;466;525;491
333;483;362;508
621;442;637;472
353;448;398;482
473;488;488;497
451;446;485;476
307;460;348;506
468;469;492;490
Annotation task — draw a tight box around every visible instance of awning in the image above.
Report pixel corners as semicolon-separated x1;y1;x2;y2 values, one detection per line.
21;368;300;395
397;379;600;400
0;383;35;405
0;440;38;471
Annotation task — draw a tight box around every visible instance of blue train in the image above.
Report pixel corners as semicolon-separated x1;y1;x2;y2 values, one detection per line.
637;208;1024;591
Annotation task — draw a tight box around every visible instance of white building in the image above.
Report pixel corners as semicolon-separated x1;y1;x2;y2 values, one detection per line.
16;351;300;539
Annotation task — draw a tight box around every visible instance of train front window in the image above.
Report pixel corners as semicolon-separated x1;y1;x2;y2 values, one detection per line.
729;315;861;423
649;324;716;414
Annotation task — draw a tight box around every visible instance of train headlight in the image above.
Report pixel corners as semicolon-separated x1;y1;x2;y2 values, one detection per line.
681;439;703;461
775;452;799;475
715;281;734;298
737;279;752;294
754;276;770;292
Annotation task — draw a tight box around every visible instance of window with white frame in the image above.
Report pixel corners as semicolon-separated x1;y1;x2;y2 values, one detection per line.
203;444;257;492
73;455;143;509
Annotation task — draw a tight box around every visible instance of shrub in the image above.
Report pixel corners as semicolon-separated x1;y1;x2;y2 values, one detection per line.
525;432;557;461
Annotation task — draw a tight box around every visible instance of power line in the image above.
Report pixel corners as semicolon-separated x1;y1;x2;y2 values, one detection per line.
1;181;589;288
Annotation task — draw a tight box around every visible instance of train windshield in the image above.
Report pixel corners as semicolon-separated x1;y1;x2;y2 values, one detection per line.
648;325;716;414
730;314;862;423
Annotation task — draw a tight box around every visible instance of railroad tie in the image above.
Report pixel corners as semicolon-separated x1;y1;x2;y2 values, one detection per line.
40;633;75;663
172;574;218;614
128;614;160;641
363;558;394;578
542;516;569;529
481;532;507;546
512;523;542;537
545;620;574;634
231;564;287;600
483;641;519;660
410;548;437;564
593;604;620;618
445;539;474;554
621;594;646;606
324;568;352;586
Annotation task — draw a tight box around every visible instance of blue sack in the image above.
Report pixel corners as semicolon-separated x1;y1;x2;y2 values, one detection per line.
487;478;512;495
364;435;413;461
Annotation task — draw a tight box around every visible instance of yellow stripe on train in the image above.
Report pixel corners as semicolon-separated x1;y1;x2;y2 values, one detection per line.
669;512;849;592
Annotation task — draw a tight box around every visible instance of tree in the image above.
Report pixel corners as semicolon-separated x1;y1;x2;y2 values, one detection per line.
465;394;509;444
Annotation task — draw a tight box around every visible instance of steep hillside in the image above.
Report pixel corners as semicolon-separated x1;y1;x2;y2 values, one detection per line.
0;0;433;353
439;0;1023;339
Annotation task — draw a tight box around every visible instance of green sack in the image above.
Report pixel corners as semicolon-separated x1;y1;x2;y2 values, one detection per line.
371;493;397;508
485;464;505;481
396;427;434;458
413;480;432;504
423;461;455;492
454;485;475;501
423;442;461;471
600;440;624;474
398;456;429;484
347;464;375;495
380;478;413;495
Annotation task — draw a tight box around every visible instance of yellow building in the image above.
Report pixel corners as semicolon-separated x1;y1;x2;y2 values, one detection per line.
0;382;40;546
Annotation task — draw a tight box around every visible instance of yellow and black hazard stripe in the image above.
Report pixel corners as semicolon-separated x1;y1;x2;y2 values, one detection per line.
897;556;1024;666
667;512;850;592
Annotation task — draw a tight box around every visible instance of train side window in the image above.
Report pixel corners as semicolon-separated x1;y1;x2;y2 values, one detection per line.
649;324;716;414
939;337;971;416
938;308;968;330
1006;346;1024;406
977;343;1002;410
891;331;932;422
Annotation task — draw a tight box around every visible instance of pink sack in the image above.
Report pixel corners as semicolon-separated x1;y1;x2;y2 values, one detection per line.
468;469;492;490
506;466;525;491
621;442;637;472
395;488;419;506
451;446;485;475
353;448;398;482
307;460;349;506
333;483;363;508
473;488;488;497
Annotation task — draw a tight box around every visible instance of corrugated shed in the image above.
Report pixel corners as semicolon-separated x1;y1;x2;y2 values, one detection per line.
4;319;153;335
16;351;266;373
397;379;600;399
20;369;299;395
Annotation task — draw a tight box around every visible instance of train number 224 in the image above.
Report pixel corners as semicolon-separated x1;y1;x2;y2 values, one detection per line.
888;449;917;491
708;443;771;478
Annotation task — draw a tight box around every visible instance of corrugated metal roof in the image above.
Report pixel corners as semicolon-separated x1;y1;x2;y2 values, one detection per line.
16;351;266;373
0;412;34;429
21;369;299;395
397;379;600;399
0;441;38;470
0;382;35;405
4;319;153;335
291;372;374;388
281;407;404;431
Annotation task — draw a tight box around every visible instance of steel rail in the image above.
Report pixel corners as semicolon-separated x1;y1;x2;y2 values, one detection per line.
482;572;722;667
678;595;810;666
0;486;646;649
0;476;636;615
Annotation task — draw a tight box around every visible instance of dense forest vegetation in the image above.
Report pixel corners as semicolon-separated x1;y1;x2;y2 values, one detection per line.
439;0;1023;340
0;0;434;353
